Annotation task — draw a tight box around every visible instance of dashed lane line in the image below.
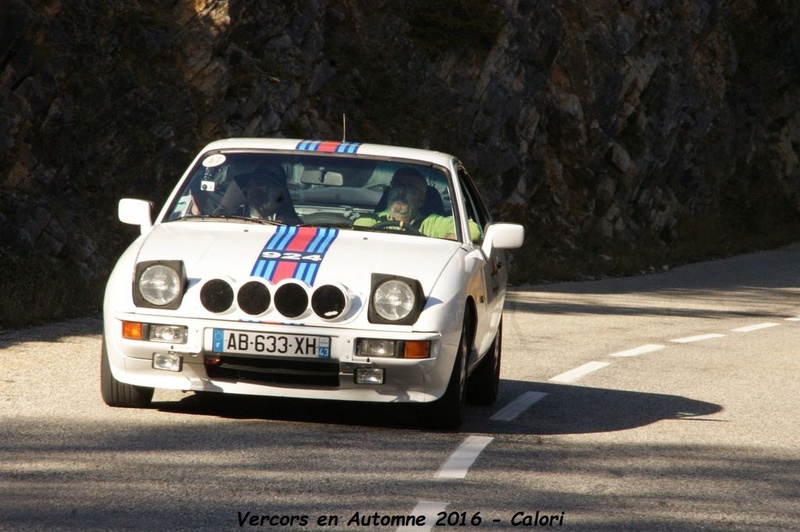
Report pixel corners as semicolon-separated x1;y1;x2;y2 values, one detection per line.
670;333;726;344
731;322;780;333
436;435;494;479
490;391;548;421
609;344;666;357
548;361;610;384
404;314;800;532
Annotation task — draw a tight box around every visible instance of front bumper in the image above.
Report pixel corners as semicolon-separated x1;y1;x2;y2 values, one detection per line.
104;314;455;403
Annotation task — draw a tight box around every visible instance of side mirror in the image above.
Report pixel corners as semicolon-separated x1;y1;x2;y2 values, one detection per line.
118;198;153;235
481;223;524;254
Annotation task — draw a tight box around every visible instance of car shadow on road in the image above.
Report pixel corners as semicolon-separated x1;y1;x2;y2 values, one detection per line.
154;392;422;429
467;378;723;435
152;377;722;436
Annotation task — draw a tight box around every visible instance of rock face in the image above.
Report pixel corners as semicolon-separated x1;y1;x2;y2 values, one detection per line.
1;0;799;321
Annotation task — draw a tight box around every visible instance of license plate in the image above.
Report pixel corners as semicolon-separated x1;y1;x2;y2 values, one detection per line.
210;329;330;358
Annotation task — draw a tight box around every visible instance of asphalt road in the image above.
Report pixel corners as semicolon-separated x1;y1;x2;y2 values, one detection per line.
2;245;799;531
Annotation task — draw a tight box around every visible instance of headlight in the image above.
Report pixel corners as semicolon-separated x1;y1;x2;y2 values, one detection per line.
139;265;182;306
368;274;425;325
373;280;415;321
133;260;185;309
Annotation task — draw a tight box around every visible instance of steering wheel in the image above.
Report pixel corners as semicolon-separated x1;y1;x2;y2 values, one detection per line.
372;220;423;236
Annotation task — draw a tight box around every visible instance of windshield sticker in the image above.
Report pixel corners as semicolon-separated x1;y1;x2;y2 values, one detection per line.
251;226;339;285
201;154;226;167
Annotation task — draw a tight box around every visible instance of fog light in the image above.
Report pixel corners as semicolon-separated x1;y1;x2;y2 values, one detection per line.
149;324;188;343
355;367;384;385
153;353;182;372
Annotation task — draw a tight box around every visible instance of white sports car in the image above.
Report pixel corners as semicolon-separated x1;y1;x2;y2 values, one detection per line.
102;138;523;429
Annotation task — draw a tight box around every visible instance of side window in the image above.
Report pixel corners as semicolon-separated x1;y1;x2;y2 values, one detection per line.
457;168;490;244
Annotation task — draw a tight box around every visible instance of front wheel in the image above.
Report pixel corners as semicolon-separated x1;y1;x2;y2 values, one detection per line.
418;318;469;430
100;339;154;408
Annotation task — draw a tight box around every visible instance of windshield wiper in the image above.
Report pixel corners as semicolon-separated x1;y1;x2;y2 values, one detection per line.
174;214;286;226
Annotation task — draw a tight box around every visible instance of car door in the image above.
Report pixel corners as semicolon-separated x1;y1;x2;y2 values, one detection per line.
455;167;507;363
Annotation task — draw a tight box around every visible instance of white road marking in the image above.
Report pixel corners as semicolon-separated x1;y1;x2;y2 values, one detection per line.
549;361;610;383
397;501;448;532
670;333;725;343
731;322;780;333
436;435;493;479
490;391;548;421
609;344;666;357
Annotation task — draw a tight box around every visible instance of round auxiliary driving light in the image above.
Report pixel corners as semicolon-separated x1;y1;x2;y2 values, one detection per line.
200;279;234;313
274;283;308;318
237;281;271;315
311;284;348;320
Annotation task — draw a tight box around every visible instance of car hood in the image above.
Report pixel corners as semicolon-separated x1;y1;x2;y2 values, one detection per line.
134;222;461;295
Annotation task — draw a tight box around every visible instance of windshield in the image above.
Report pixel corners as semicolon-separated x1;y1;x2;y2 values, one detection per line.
164;151;461;240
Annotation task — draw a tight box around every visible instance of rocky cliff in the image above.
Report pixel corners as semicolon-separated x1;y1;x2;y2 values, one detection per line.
1;0;799;324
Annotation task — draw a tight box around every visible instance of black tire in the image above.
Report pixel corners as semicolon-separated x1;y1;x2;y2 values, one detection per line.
467;319;502;406
100;338;154;408
418;318;469;430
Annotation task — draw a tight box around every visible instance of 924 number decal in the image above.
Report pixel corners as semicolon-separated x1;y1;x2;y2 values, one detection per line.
260;251;323;262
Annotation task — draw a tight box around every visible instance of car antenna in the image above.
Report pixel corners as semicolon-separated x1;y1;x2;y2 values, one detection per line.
342;113;347;142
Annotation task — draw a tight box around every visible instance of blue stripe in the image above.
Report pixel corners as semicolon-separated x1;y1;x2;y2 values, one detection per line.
295;262;309;284
275;226;298;250
314;228;338;253
304;263;319;285
252;226;289;277
263;261;278;280
268;225;289;248
301;140;320;151
307;227;330;253
337;142;361;154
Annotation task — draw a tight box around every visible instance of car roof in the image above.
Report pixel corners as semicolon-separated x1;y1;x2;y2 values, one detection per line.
199;138;459;168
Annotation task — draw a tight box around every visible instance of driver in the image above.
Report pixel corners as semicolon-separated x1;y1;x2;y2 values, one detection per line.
355;167;480;240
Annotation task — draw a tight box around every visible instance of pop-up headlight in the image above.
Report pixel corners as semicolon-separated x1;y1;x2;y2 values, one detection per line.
368;274;425;325
133;260;186;309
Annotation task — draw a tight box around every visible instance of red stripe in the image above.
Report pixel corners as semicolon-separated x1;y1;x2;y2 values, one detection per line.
286;227;316;251
316;141;341;153
270;227;317;282
271;261;297;282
